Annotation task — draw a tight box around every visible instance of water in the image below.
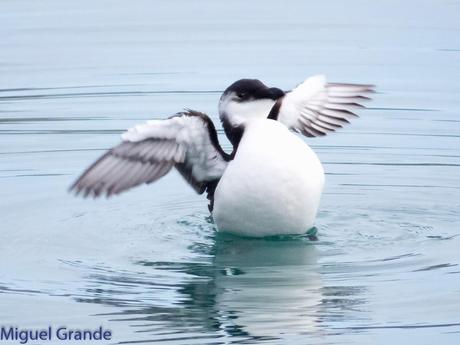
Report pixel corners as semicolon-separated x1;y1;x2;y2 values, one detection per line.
1;0;460;344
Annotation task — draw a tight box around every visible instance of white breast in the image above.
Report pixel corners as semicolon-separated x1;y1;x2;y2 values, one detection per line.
213;119;325;237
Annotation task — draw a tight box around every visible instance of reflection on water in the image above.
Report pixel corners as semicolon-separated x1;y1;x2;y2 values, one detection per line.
65;233;368;343
1;0;460;344
140;236;323;338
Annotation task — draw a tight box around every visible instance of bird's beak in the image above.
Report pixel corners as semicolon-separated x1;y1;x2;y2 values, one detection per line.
266;87;285;100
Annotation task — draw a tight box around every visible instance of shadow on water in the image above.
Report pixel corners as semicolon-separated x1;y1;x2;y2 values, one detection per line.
66;227;367;343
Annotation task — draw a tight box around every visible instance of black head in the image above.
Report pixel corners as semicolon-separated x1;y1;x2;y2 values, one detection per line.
219;79;285;124
222;79;285;103
218;79;285;150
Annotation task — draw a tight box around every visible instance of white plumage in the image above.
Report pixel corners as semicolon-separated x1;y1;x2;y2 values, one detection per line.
277;75;373;137
71;75;373;237
213;119;324;237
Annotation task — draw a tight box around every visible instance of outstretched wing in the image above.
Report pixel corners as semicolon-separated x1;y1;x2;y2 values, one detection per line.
275;75;374;137
70;110;229;198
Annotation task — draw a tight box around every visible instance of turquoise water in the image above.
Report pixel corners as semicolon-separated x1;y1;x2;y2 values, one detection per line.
1;0;460;344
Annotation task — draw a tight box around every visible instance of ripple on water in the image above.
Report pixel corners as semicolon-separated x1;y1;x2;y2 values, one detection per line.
1;0;460;342
0;200;459;343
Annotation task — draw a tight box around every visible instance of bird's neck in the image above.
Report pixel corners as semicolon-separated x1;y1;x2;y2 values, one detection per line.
222;120;244;158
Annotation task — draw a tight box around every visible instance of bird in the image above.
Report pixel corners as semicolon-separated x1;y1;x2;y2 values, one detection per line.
70;75;373;237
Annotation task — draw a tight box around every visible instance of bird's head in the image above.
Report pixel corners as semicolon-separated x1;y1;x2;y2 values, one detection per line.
218;79;285;129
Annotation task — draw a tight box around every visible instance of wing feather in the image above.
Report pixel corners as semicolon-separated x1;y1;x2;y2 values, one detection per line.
70;110;228;198
277;75;374;137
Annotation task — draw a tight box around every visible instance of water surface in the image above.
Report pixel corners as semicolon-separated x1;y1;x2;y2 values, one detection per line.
1;0;460;344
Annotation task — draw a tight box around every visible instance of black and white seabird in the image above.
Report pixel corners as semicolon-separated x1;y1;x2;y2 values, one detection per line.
70;75;373;237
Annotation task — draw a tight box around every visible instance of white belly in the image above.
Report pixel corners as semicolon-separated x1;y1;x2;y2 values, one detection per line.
213;119;325;237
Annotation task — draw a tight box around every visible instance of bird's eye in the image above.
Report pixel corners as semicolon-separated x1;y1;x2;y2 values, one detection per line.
236;92;245;99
